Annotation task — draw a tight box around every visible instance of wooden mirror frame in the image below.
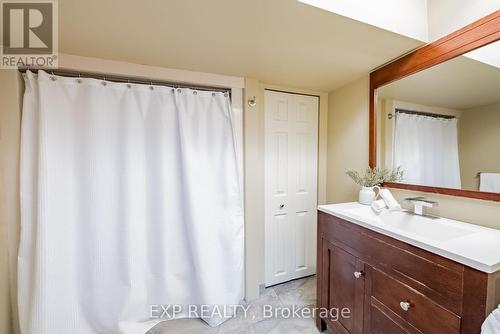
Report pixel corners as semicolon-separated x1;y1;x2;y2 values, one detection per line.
369;10;500;202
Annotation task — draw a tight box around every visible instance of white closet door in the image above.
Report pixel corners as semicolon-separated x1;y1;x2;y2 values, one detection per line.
264;90;318;287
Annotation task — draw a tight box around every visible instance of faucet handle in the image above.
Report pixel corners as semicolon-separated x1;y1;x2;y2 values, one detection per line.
405;197;438;207
405;197;438;215
404;196;425;202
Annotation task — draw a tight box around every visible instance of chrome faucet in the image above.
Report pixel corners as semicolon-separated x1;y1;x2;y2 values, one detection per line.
404;197;438;216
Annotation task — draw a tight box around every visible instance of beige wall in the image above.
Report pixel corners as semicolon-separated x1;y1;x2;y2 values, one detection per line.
244;79;329;300
243;78;265;300
326;75;500;230
459;101;500;191
0;70;23;334
327;76;370;203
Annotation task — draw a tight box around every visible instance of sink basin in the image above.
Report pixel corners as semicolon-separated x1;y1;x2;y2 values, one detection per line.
341;206;476;242
318;202;500;273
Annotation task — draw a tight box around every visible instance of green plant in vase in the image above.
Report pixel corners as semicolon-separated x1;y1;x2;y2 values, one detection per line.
346;167;404;205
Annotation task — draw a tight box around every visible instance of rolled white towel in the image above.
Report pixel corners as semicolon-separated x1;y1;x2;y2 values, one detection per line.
371;199;387;214
378;188;401;211
481;305;500;334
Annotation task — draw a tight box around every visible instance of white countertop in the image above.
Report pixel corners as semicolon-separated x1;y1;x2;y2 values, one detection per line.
318;202;500;274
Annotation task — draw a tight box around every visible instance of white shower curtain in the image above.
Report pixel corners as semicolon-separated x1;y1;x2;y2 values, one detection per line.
393;112;461;189
19;70;244;333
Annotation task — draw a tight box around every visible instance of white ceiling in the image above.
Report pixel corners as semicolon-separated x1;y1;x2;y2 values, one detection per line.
378;45;500;110
298;0;429;41
58;0;423;91
465;41;500;69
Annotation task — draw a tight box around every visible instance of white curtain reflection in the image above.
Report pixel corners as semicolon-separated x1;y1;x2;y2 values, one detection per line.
393;112;462;189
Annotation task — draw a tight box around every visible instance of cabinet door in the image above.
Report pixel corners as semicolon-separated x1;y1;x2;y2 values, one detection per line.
321;241;365;334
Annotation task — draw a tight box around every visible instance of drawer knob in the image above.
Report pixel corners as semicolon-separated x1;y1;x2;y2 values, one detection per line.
353;271;364;279
400;301;411;311
279;204;285;209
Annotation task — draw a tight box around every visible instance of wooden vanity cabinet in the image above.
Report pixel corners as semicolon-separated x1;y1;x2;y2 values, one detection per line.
316;211;500;334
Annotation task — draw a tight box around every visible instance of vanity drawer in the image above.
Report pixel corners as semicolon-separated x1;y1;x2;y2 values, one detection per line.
369;266;461;334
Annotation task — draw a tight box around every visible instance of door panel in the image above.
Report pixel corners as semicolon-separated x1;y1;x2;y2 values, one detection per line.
265;90;318;286
273;98;289;121
295;211;307;270
266;213;290;280
295;132;314;210
269;131;288;216
295;210;315;273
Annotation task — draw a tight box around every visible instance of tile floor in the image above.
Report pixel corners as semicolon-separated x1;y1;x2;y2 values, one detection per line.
148;275;321;334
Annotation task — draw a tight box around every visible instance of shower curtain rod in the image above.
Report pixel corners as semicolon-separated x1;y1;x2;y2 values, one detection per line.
18;67;232;94
395;108;456;119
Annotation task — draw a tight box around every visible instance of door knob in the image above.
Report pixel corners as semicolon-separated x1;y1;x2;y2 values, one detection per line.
400;301;411;311
279;204;285;209
353;271;364;279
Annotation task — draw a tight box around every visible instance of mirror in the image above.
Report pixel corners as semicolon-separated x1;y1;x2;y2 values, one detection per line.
376;41;500;193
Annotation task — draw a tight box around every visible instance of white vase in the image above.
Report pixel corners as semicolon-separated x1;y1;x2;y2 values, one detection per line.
358;186;380;205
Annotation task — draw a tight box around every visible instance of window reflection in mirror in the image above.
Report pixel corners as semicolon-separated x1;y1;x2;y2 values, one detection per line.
376;41;500;193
